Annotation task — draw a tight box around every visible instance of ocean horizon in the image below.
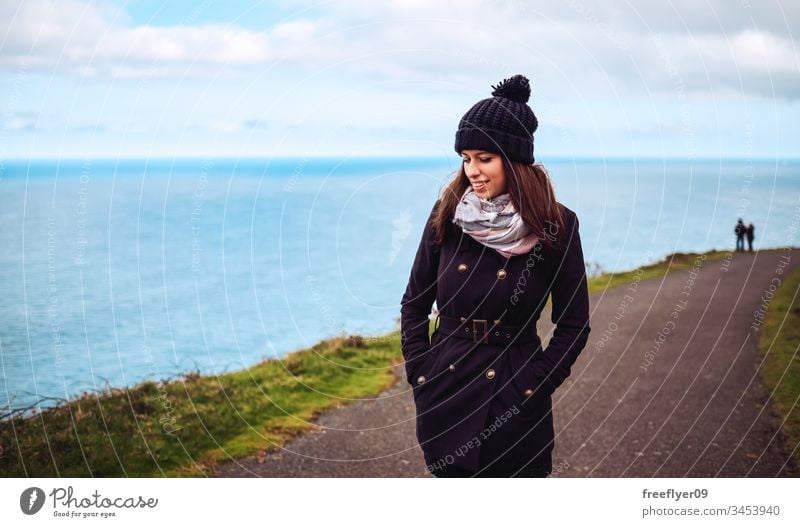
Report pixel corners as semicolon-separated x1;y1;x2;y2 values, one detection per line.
2;156;799;414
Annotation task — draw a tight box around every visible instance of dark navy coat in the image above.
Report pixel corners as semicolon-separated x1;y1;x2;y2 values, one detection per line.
400;199;591;477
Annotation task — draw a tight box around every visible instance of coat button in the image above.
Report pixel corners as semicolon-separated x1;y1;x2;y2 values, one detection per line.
485;369;496;380
497;269;507;279
417;375;426;384
524;388;534;397
458;263;469;273
449;364;455;372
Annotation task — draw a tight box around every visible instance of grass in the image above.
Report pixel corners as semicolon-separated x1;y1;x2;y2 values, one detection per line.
757;260;800;476
586;250;731;294
0;247;786;477
0;334;401;477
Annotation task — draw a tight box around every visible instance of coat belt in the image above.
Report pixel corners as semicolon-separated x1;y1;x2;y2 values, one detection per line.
435;314;538;345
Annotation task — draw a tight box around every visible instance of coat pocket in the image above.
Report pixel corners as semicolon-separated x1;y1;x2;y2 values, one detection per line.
509;345;548;413
412;330;447;409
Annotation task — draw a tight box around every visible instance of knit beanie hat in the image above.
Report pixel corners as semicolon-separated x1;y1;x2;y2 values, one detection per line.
454;74;538;164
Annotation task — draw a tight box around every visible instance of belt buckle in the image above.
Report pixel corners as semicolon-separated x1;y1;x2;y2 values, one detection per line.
472;319;489;344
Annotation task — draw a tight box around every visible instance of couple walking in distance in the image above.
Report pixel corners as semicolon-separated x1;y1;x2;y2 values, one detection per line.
734;218;755;252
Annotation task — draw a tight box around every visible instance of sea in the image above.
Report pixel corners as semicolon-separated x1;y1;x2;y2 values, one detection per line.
1;156;798;413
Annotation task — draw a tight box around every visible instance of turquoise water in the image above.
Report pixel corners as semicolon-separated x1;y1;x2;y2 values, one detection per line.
1;157;798;413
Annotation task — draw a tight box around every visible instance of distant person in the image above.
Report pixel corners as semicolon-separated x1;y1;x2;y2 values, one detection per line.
747;223;755;252
734;218;746;252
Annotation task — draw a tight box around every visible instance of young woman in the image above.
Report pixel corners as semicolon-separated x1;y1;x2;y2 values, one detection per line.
400;74;591;477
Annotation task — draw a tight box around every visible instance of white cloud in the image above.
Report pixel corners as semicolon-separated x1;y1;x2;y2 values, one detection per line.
1;0;798;159
2;113;38;132
0;0;332;76
1;0;797;99
731;30;798;74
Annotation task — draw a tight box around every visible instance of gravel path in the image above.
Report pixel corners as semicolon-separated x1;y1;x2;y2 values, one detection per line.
215;249;800;477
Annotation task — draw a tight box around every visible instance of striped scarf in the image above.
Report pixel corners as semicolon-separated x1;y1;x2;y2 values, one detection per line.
452;188;539;258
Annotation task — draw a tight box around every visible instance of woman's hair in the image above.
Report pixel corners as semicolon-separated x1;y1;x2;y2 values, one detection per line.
431;159;566;251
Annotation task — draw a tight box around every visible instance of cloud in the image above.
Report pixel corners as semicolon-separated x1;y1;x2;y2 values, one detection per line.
1;0;797;100
2;113;38;132
0;0;335;77
282;0;800;100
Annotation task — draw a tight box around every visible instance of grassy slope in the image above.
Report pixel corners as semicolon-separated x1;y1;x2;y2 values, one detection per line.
1;335;400;477
757;261;800;476
586;250;730;294
0;249;780;477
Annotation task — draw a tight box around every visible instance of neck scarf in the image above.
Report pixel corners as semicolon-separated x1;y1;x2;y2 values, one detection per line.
452;188;539;258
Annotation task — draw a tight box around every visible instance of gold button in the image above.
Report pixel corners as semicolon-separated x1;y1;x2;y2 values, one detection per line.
485;369;495;380
449;364;455;372
497;269;507;279
458;263;469;273
417;375;426;384
524;388;534;397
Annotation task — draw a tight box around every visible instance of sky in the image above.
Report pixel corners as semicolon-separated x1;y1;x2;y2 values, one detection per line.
0;0;798;159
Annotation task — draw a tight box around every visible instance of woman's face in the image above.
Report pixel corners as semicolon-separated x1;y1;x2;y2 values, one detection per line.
461;149;508;199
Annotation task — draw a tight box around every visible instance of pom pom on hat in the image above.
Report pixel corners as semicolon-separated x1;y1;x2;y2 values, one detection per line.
491;75;531;103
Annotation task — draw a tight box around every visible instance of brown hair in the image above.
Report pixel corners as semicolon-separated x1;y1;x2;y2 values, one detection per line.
431;159;566;251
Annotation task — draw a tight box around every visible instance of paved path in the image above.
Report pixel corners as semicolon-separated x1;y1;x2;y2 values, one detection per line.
215;249;800;477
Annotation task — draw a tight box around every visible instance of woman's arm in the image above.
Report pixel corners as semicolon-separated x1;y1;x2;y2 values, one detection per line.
530;209;591;396
400;200;440;385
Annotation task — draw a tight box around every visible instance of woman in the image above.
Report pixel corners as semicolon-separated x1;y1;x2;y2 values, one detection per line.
400;74;591;478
